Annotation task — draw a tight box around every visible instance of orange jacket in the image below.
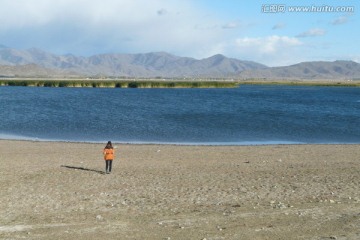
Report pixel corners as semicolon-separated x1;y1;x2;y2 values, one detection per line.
103;148;114;160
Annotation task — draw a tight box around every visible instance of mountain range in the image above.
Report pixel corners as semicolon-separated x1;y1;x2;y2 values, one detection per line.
1;45;360;79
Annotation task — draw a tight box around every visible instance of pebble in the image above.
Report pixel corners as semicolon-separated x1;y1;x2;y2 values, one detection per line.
96;215;104;221
217;225;224;231
270;201;288;209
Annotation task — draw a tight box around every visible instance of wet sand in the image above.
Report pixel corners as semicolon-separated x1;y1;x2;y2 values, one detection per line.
0;140;359;239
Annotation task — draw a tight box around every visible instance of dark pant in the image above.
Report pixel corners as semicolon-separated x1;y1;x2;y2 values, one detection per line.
105;160;113;173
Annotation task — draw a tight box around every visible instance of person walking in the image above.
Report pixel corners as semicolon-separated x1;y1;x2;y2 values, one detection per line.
103;141;114;174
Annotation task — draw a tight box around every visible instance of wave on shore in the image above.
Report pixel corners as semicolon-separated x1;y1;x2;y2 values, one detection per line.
0;133;327;146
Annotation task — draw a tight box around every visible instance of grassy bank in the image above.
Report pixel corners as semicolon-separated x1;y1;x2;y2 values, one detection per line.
0;79;238;88
1;78;359;88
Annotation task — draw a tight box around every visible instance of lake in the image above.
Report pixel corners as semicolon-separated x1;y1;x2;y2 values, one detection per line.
0;85;359;145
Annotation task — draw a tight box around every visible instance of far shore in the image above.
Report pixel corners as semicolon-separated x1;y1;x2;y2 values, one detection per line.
0;77;359;88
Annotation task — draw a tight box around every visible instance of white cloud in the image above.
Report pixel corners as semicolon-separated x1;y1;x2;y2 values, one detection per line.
272;23;286;30
331;15;350;25
352;57;360;63
296;28;326;38
235;35;302;54
224;35;304;66
222;21;239;29
0;0;169;28
157;8;168;16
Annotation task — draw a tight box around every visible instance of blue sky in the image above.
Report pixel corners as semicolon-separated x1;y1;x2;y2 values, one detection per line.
0;0;358;66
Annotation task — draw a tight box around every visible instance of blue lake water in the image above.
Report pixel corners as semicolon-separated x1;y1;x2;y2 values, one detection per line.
0;85;359;145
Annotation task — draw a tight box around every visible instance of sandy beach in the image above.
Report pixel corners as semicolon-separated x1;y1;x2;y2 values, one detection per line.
0;140;359;239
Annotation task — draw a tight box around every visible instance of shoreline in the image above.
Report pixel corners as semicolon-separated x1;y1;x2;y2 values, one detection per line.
2;138;360;146
1;138;360;146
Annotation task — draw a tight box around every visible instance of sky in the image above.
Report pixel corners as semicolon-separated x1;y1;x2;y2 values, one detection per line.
0;0;359;66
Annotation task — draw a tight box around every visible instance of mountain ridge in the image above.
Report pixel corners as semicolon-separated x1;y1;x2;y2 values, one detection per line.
0;47;267;77
239;60;360;80
1;46;360;79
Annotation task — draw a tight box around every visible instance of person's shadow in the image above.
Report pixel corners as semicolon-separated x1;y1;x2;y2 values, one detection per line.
61;165;105;175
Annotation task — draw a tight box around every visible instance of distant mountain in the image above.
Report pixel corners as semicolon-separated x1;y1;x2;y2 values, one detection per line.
0;47;267;78
239;61;360;80
1;46;360;79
